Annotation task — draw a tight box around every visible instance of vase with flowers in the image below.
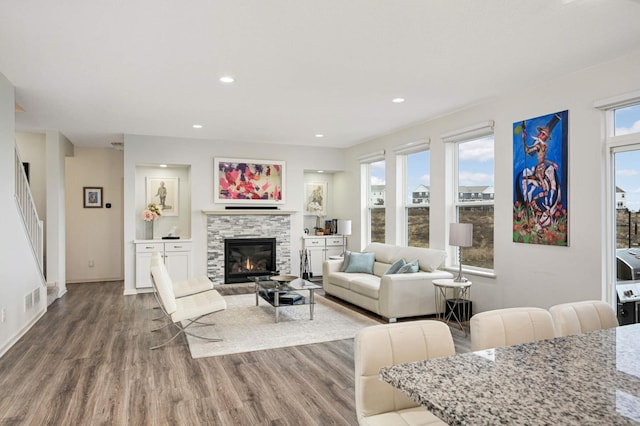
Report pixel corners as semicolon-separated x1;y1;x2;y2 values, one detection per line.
142;203;162;239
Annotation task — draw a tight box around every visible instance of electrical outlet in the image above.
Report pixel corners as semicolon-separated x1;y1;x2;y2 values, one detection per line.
88;259;94;267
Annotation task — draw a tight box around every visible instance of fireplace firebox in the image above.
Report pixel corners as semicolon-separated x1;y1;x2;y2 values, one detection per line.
224;237;277;283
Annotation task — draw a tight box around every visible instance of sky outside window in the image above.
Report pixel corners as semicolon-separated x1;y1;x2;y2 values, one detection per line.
458;136;494;189
407;150;430;203
614;105;640;212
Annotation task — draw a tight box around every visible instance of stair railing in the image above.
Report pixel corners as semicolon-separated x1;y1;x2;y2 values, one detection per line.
14;147;45;279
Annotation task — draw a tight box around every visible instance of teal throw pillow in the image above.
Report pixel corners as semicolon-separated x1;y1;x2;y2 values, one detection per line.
384;258;406;275
344;252;375;274
341;251;352;272
398;259;419;273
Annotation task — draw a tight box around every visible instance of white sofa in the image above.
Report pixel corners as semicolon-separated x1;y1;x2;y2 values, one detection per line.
322;243;453;322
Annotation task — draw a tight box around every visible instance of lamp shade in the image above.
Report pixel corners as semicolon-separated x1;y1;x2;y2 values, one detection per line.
449;223;473;247
337;219;352;236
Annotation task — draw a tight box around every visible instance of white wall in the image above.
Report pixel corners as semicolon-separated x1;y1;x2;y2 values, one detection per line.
342;49;640;313
123;135;345;294
65;147;124;283
0;73;46;357
46;131;73;295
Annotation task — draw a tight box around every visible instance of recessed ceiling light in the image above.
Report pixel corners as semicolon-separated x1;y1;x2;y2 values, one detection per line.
392;98;405;103
159;164;168;168
219;76;235;83
315;134;324;138
317;170;324;173
192;124;203;129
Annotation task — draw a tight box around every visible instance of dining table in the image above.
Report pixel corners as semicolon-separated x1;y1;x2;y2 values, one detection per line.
379;323;640;425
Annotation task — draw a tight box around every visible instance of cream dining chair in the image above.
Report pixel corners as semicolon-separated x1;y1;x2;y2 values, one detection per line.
549;300;618;337
470;307;556;351
354;320;454;426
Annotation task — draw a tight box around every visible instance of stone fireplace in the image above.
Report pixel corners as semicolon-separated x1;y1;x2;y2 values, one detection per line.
205;210;293;284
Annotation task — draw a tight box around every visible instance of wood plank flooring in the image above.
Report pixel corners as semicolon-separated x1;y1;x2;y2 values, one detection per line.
0;281;470;425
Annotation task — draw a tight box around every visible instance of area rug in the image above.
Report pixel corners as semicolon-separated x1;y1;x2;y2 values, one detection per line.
185;293;380;358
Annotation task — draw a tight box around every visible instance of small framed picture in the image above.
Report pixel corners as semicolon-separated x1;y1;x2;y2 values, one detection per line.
83;187;103;208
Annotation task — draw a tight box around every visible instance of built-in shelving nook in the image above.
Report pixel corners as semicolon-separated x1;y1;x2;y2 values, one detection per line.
135;163;191;240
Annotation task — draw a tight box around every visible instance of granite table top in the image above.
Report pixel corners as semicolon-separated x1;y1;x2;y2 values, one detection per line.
380;323;640;425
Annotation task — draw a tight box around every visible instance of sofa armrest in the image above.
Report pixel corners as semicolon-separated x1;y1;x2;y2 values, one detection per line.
378;271;452;319
322;259;344;287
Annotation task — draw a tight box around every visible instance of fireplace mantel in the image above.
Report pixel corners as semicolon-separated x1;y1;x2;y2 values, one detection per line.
202;209;297;216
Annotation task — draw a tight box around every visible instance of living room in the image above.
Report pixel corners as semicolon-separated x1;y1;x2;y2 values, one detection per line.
2;1;640;423
7;44;640;336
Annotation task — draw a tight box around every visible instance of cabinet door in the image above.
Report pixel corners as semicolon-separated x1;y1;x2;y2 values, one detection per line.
306;247;325;278
164;243;192;282
135;252;154;289
303;237;326;277
135;243;164;289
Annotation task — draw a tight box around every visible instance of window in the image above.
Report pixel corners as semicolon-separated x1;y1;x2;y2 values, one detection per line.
614;149;640;249
405;150;430;247
444;122;495;271
614;104;640;136
368;160;386;243
596;93;640;300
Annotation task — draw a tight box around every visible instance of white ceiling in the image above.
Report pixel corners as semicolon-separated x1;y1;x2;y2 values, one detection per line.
2;0;640;148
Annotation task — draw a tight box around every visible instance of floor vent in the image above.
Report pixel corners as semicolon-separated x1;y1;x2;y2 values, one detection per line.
24;293;33;311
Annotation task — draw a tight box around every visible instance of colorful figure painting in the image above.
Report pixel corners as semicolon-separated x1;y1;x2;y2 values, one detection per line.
513;110;568;246
214;158;285;203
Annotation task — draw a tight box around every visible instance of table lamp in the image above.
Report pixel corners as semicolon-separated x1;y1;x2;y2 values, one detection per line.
337;219;352;256
449;223;473;282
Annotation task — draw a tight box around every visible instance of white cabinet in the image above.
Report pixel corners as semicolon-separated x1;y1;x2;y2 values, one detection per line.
302;235;345;278
135;240;192;289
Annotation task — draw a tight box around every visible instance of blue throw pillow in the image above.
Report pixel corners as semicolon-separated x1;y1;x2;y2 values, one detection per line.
341;251;352;272
384;258;406;275
398;259;419;274
344;252;375;274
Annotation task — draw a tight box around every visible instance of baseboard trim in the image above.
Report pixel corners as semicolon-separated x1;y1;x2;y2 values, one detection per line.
0;308;46;358
123;288;154;296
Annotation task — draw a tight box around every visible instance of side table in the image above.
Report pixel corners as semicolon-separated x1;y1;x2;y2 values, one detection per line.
432;278;472;334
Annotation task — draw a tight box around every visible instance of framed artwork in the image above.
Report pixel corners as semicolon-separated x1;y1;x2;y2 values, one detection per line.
83;187;103;208
513;110;569;246
146;177;179;216
214;158;285;204
304;182;327;215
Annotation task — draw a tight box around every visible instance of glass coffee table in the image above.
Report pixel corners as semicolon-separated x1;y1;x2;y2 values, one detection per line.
250;275;322;323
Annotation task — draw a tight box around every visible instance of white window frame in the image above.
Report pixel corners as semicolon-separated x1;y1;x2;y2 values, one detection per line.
359;150;385;246
596;90;640;303
443;121;495;273
393;140;430;247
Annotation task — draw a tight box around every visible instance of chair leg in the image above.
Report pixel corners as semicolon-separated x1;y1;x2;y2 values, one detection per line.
150;314;223;350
